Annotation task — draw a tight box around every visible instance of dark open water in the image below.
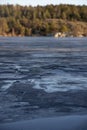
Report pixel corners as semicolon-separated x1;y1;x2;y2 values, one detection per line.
0;37;87;123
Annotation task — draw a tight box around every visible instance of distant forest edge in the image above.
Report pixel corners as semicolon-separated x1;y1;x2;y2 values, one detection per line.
0;4;87;37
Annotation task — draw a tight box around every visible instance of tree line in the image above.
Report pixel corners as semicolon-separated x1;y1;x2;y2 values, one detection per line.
0;4;87;36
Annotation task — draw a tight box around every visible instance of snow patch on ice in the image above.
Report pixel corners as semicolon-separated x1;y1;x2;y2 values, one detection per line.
31;73;87;93
1;80;16;91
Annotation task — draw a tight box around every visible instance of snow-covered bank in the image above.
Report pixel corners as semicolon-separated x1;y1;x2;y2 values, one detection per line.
0;115;87;130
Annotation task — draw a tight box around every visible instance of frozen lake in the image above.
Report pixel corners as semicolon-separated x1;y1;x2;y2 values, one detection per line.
0;37;87;123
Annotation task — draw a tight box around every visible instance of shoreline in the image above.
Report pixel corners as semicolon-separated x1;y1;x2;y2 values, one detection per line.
0;114;87;130
0;35;87;38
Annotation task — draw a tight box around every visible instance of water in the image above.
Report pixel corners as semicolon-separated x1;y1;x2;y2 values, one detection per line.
0;37;87;123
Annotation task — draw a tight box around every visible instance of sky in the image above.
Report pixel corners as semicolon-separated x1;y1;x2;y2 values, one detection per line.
0;0;87;6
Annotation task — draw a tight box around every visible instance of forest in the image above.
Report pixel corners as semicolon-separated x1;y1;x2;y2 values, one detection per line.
0;4;87;37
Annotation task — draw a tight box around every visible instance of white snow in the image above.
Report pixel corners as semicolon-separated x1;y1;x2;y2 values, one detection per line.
31;73;87;93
